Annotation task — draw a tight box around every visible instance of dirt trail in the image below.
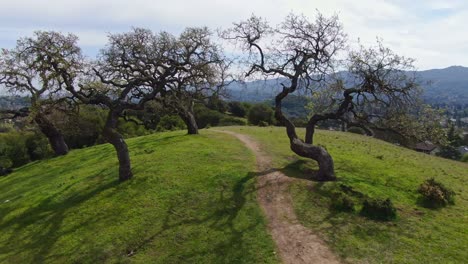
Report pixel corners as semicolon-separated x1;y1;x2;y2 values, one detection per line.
216;130;341;264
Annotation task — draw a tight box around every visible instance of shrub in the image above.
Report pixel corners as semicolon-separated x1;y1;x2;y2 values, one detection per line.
347;127;365;135
461;153;468;163
436;145;461;160
156;115;186;132
258;121;269;127
0;131;52;168
194;104;223;128
331;192;355;212
0;166;13;176
360;198;397;221
25;133;52;160
418;178;455;208
228;101;247;117
219;116;246;126
247;104;274;125
60;106;106;148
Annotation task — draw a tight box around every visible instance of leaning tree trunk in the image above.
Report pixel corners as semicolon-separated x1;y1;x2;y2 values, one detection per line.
179;111;198;135
103;110;133;181
275;89;336;181
34;114;69;156
290;137;335;181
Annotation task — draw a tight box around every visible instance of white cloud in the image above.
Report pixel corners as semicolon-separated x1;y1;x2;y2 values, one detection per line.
0;0;467;69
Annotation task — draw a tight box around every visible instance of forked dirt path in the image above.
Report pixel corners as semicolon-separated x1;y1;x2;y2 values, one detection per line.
215;130;341;264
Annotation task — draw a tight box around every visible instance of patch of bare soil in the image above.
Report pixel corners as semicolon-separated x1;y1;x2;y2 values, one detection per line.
216;130;341;264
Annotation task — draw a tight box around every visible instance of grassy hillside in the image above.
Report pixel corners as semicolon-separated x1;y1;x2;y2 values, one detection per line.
0;131;278;263
221;126;468;264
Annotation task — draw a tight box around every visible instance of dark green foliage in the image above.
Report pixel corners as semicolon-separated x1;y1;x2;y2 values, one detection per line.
156;115;186;132
437;145;461;160
331;192;355;212
360;198;397;221
418;178;455;208
0;131;52;168
194;104;223;128
207;96;228;113
0;166;12;176
447;124;463;147
247;104;274;125
57;106;106;149
228;101;247;117
25;133;52;160
463;134;468;145
258;121;269;127
219;116;247;126
290;117;308;127
118;120;150;138
461;153;468;163
0;123;13;133
347;127;366;135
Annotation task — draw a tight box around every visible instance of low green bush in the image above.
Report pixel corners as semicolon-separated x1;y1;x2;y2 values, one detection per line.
418;178;455;208
0;131;52;168
194;105;223;128
247;104;274;126
258;121;269;127
360;198;397;221
461;153;468;163
156;115;186;132
219;116;247;126
347;127;366;135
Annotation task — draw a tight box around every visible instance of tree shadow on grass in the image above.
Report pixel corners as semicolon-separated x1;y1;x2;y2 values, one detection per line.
279;159;322;181
120;171;274;263
0;178;120;263
1;169;275;263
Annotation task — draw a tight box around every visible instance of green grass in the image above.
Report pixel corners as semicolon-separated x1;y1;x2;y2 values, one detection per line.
220;126;468;264
0;130;278;263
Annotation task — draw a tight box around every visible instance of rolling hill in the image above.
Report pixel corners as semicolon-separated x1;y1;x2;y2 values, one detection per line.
0;127;467;263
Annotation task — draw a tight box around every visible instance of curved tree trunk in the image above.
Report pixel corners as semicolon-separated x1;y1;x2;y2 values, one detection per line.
290;138;336;181
179;110;198;135
103;110;133;181
34;114;69;156
275;87;336;181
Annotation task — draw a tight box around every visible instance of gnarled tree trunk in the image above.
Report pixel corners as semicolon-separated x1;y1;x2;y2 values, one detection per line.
276;89;336;181
179;106;198;135
290;138;335;181
103;110;133;181
34;114;69;156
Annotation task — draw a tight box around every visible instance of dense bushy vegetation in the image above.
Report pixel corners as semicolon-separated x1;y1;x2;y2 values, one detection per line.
360;198;397;221
247;104;275;126
0;131;52;169
418;178;455;208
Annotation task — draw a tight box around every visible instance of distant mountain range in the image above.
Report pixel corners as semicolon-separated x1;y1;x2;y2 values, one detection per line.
226;66;468;105
1;66;467;106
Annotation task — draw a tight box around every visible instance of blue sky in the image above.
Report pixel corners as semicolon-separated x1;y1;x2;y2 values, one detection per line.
0;0;467;70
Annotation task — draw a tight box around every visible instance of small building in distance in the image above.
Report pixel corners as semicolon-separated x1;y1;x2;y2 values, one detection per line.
414;141;439;155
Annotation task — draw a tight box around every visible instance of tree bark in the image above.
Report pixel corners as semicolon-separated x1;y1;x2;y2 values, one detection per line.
179;109;198;135
103;110;133;181
276;88;336;181
290;138;336;181
34;114;69;156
